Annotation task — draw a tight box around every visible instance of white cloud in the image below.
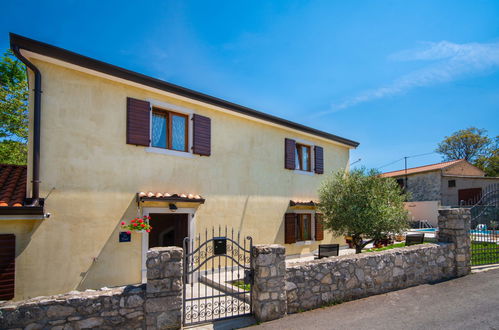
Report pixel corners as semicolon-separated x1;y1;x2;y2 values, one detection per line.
316;41;499;116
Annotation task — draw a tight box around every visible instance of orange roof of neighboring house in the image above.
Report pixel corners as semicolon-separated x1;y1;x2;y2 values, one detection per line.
381;159;465;178
0;164;27;207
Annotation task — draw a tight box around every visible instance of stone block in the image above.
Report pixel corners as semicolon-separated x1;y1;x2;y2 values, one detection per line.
46;305;75;319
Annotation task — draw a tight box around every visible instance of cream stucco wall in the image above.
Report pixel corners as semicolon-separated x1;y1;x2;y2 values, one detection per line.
3;58;352;300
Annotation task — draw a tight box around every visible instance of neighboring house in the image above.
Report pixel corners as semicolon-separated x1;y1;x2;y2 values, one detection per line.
381;159;499;225
0;34;359;300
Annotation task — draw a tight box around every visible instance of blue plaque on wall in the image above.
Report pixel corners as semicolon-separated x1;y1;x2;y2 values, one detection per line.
119;232;131;243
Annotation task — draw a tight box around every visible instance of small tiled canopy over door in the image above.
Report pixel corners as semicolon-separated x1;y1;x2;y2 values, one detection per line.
192;114;211;156
126;97;150;146
284;138;296;169
0;234;15;300
315;214;324;241
314;146;324;174
284;213;297;244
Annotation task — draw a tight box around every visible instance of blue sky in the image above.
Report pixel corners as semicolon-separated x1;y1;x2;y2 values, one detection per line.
1;0;498;172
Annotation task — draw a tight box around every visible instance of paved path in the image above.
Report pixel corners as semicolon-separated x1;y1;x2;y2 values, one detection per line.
254;268;499;330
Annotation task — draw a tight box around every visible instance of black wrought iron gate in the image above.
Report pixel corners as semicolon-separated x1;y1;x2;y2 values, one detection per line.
470;183;499;266
182;227;253;326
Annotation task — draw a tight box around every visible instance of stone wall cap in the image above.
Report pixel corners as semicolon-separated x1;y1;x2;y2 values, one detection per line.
0;284;145;309
286;243;441;268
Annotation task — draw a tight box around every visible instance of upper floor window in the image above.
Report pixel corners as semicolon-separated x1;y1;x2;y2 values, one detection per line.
151;109;188;152
448;180;456;188
284;138;323;174
295;144;311;171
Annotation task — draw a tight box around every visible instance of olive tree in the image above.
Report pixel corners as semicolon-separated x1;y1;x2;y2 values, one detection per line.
318;168;408;253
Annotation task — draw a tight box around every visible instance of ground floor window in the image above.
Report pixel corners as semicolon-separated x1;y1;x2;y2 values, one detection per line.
285;212;324;244
295;214;312;241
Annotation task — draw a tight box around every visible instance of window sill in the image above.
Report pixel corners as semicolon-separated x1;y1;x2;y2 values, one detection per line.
294;240;314;246
294;170;314;176
145;147;195;158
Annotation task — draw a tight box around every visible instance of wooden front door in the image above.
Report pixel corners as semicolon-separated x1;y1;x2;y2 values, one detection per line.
148;213;188;248
458;188;482;205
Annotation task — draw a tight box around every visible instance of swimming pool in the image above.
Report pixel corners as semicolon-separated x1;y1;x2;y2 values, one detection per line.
412;228;494;235
470;229;497;235
412;228;437;232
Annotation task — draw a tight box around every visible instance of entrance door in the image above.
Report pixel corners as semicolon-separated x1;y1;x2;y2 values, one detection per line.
149;213;188;248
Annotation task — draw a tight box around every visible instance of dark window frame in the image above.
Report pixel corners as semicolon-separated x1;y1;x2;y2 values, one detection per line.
448;180;456;188
295;213;312;241
295;143;312;172
151;107;189;152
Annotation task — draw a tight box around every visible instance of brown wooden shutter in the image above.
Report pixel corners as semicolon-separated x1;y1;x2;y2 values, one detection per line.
284;138;296;170
314;146;324;174
0;234;15;300
192;114;211;156
126;97;150;146
284;213;297;244
315;214;324;241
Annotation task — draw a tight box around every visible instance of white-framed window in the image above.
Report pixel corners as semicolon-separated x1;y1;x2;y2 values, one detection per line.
145;99;195;158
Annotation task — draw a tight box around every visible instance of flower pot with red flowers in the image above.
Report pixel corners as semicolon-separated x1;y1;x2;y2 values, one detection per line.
121;215;153;234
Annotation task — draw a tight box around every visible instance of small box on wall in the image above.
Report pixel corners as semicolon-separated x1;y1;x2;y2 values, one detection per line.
119;232;131;243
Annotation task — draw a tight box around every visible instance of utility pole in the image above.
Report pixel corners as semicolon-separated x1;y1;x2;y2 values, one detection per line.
404;156;408;191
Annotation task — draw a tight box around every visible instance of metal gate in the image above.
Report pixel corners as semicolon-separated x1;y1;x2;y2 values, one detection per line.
182;227;253;326
470;183;499;266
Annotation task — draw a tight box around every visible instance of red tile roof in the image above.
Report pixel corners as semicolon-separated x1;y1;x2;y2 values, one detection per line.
381;159;464;178
289;200;317;207
0;164;27;207
138;192;205;203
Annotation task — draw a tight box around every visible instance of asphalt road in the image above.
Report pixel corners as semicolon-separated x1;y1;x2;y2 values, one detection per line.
253;268;499;330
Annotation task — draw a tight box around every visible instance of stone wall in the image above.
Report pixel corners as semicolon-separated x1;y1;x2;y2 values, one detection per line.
145;247;183;329
0;285;146;329
437;208;471;277
285;243;455;313
251;245;286;322
258;207;471;318
0;247;183;330
405;171;442;202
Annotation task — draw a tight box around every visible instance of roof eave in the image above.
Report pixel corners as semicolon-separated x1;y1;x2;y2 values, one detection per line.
9;33;359;148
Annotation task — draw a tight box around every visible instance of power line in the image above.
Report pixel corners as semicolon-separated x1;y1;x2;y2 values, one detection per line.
406;151;436;159
378;158;404;169
377;152;437;170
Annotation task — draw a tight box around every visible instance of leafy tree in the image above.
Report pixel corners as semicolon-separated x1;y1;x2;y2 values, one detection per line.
474;136;499;177
436;128;498;176
318;168;408;254
436;127;490;163
0;49;28;165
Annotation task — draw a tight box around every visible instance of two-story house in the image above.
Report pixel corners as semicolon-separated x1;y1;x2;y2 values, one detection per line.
0;34;359;300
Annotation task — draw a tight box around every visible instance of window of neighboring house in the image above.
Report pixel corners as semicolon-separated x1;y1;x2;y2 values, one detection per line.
295;214;312;241
295;143;311;171
448;180;456;188
151;108;188;152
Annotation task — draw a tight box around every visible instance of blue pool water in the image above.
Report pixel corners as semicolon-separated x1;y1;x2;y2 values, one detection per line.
412;228;493;235
470;230;495;235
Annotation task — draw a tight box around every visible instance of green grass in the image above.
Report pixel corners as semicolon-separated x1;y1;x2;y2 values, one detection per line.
363;242;429;252
231;280;251;291
471;241;499;266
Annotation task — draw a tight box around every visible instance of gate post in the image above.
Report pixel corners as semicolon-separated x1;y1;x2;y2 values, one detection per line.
251;244;287;322
438;208;471;277
145;247;183;329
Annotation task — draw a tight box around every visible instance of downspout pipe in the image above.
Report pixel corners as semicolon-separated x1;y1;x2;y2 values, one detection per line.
11;44;41;206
